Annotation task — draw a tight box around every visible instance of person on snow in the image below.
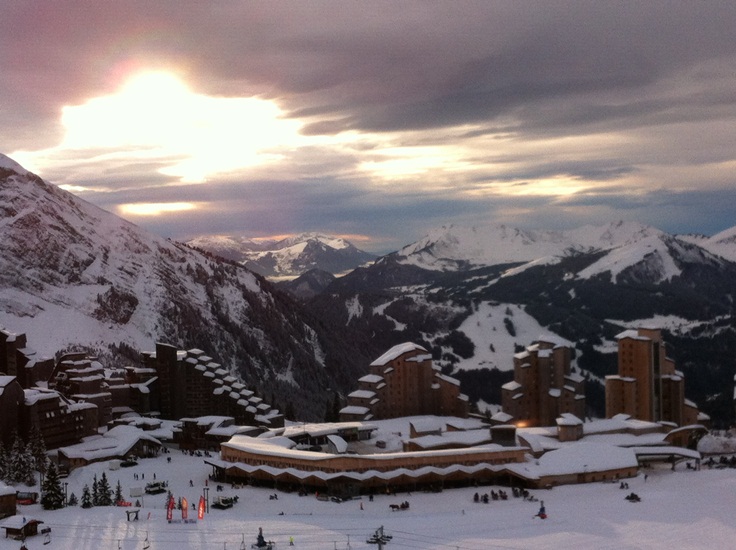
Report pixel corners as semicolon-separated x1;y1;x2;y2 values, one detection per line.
535;500;547;519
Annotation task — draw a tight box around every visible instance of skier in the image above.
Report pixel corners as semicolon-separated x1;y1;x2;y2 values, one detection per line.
535;500;547;519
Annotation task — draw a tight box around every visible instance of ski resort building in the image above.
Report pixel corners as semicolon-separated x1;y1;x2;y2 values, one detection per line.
215;426;526;494
606;328;703;427
339;343;469;421
22;387;98;449
209;414;701;493
0;328;54;389
0;376;23;445
57;425;162;471
50;353;113;427
500;336;585;428
142;343;284;429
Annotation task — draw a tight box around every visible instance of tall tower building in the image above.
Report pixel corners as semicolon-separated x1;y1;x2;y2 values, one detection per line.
501;336;585;427
606;328;700;426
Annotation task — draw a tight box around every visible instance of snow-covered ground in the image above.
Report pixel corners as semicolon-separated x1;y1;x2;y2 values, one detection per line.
4;440;736;549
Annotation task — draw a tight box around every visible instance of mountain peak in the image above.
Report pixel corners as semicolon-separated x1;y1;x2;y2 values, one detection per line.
0;153;29;176
190;232;375;279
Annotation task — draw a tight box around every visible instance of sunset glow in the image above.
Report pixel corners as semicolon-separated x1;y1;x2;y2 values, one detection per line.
119;202;197;216
52;71;305;183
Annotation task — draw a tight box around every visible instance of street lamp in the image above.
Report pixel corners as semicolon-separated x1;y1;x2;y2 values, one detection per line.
64;482;68;506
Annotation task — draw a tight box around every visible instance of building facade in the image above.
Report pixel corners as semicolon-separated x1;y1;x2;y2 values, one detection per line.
0;376;23;445
21;388;98;449
339;342;469;421
605;328;701;426
142;343;284;428
50;353;113;427
0;329;54;389
501;336;585;427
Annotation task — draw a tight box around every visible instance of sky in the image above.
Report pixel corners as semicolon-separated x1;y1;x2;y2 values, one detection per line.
2;2;736;253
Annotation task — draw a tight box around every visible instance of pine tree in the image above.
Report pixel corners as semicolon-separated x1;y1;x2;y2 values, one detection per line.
6;436;22;483
20;441;36;485
28;424;48;478
97;472;113;506
8;436;34;485
114;480;124;504
92;475;99;506
41;462;65;510
81;485;93;508
67;492;78;506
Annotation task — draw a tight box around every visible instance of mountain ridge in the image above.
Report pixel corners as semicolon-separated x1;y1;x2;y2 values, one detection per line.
0;153;371;420
188;232;376;279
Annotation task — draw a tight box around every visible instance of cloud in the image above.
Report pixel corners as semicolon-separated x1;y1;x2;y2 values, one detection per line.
2;2;736;252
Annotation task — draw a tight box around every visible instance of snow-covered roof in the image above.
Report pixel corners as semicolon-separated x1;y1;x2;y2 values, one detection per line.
326;434;348;453
581;414;663;436
359;374;384;384
58;425;161;460
410;418;443;434
349;389;376;399
224;434;514;463
370;342;428;366
491;411;514;423
616;329;652;341
557;413;583;426
181;415;233;428
279;422;371;440
408;430;492;450
24;387;63;405
446;418;488;430
536;334;573;348
507;442;638;479
339;405;369;416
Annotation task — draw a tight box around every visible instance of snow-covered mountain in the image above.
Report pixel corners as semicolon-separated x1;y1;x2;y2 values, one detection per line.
276;269;336;301
392;221;729;284
310;220;736;425
0;153;369;420
188;233;375;279
680;226;736;263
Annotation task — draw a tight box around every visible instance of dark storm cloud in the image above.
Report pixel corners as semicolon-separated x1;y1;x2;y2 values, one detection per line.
4;1;736;142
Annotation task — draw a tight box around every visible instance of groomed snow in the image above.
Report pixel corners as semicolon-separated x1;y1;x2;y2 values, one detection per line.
3;437;734;550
